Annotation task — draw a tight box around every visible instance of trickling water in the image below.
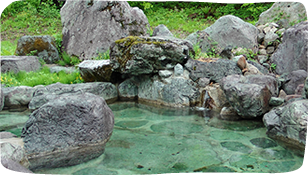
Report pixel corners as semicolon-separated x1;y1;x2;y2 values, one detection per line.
0;102;305;174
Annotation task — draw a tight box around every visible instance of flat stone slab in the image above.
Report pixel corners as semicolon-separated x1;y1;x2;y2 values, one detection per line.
1;56;41;73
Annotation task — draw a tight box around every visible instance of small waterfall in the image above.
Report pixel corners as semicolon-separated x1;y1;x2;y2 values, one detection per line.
202;90;211;108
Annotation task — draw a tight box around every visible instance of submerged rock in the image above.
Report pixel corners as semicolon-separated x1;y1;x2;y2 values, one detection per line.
21;93;114;170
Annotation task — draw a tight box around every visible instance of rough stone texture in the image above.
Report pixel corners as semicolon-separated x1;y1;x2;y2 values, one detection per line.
2;86;36;110
1;138;29;169
185;59;242;83
1;56;41;74
220;75;271;119
138;76;200;107
295;84;305;95
15;35;60;64
158;70;173;78
264;32;279;48
0;88;4;111
1;158;33;173
270;21;308;75
0;132;17;139
269;97;284;106
21;93;114;170
256;2;307;29
174;63;184;76
186;15;258;53
29;82;118;111
118;77;138;100
78;60;114;82
245;74;279;97
197;77;210;88
152;24;174;37
280;70;308;95
110;36;194;77
246;60;269;75
203;83;229;110
61;1;149;60
305;77;308;98
263;99;308;150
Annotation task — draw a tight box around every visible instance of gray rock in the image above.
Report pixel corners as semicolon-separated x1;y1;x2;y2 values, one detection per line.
29;82;118;111
78;60;114;82
280;70;308;95
203;83;229;110
257;32;265;43
263;99;308;150
15;35;60;64
220;75;271;119
118;77;139;100
174;63;184;76
1;158;32;173
158;70;173;78
264;32;279;48
256;2;307;29
304;77;308;98
21;93;114;170
245;74;279;97
1;56;41;74
295;84;305;95
1;138;29;169
197;77;210;88
247;60;270;75
0;89;4;111
152;24;174;37
110;36;194;76
61;1;149;60
138;76;200;107
186;15;258;53
266;46;276;54
269;97;284;106
270;21;308;75
2;86;36;110
0;132;17;139
185;58;242;83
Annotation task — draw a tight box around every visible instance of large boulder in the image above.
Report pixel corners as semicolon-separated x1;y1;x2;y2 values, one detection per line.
138;76;200;107
2;86;36;110
280;70;308;95
15;35;60;64
110;36;194;77
0;158;34;175
186;15;258;53
61;0;149;60
185;58;242;83
29;82;118;111
202;83;229;110
263;99;308;150
1;56;41;74
220;75;272;119
21;93;114;170
270;21;308;75
256;2;307;29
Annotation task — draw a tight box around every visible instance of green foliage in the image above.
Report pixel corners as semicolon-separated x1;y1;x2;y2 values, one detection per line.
0;40;17;55
1;66;84;87
58;52;81;66
94;50;110;60
270;63;277;70
26;50;38;56
234;48;257;61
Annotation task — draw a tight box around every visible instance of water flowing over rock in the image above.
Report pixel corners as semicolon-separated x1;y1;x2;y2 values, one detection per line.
21;93;114;170
270;21;308;75
185;59;242;83
256;2;307;29
110;36;194;77
220;75;272;119
1;56;41;74
15;35;60;64
186;15;258;53
29;82;118;111
61;0;149;60
263;99;308;150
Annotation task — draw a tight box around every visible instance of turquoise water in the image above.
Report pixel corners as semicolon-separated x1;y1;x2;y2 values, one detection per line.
1;102;304;174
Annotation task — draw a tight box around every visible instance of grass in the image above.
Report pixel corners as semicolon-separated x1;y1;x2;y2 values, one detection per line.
1;66;84;87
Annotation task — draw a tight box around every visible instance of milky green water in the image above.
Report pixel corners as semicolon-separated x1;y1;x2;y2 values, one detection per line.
1;102;304;174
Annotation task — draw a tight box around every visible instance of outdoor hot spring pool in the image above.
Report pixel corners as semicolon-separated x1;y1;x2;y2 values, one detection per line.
1;102;304;174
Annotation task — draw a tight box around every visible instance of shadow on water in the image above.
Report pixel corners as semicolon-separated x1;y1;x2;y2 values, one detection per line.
1;102;304;174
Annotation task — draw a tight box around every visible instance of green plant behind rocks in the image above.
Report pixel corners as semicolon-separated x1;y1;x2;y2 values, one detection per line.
57;52;81;66
0;66;84;87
